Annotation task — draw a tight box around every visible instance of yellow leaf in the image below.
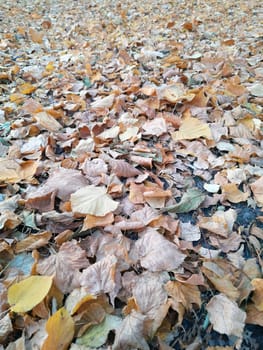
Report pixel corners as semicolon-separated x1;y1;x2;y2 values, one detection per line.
42;307;74;350
19;83;37;95
172;116;212;140
8;276;53;313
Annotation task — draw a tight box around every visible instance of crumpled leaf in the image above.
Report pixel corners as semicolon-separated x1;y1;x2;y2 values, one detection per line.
76;314;122;348
8;275;53;313
113;311;150;350
162;188;205;213
251;278;263;311
172;116;212;140
142;118;167;136
206;293;246;338
248;83;263;97
34;111;62;132
131;229;186;271
42;307;74;350
80;255;120;303
91;94;115;110
15;231;52;253
0;159;38;183
251;176;263;206
70;185;119;216
110;159;141;178
37;240;89;294
165;280;201;310
0;313;13;343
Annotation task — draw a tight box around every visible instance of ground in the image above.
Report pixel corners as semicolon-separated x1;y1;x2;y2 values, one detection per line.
0;0;263;349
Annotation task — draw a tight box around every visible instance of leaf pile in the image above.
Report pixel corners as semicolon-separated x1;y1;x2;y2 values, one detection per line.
0;0;263;349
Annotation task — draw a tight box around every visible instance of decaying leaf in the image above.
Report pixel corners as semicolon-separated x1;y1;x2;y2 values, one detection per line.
8;275;53;313
132;229;186;271
206;294;246;338
37;240;89;294
113;311;150;350
162;188;205;213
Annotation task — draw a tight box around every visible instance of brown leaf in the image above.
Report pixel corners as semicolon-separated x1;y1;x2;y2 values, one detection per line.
165;280;201;310
82;212;114;231
172;116;212;140
111;159;141;178
15;231;52;253
34;111;62;132
251;278;263;311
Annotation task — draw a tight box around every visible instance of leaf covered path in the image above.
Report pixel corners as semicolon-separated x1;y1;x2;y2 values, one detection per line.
0;0;263;349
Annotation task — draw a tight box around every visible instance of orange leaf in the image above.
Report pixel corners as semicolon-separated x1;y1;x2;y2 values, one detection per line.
42;307;74;350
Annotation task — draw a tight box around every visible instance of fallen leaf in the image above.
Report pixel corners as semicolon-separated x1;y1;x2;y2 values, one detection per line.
162;188;205;213
222;183;249;203
113;311;150;350
165;280;201;310
80;255;120;303
82;212;114;231
172;116;212;140
0;313;13;343
37;240;89;294
8;275;53;313
42;307;74;350
132;229;186;271
248;83;263;97
70;185;119;216
34;111;62;132
251;176;263;206
251;278;263;311
76;314;122;348
206;294;246;337
143;118;167;136
15;231;52;253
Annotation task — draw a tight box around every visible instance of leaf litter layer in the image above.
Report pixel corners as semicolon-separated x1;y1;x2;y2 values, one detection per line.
0;0;263;349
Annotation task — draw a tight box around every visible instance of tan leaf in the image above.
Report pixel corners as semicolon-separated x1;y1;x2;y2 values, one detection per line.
15;231;52;253
80;255;120;303
70;185;119;216
113;311;150;350
132;229;185;272
42;308;74;350
198;209;237;238
29;28;44;43
165;280;201;310
251;278;263;311
82;212;114;231
172;116;212;140
0;159;38;183
222;183;249;203
251;176;263;206
34;111;62;132
159;84;195;103
0;211;21;230
246;303;263;326
206;294;246;337
37;240;89;294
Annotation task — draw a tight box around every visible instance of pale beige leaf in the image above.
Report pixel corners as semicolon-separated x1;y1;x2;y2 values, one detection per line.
143;118;167;136
119;126;139;141
97;126;120;140
70;185;119;216
91;94;115;109
80;255;120;302
132;229;185;272
206;294;246;337
251;176;263;206
113;311;150;350
34;111;62;132
37;240;89;294
179;222;201;241
0;313;13;343
172;116;212;140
